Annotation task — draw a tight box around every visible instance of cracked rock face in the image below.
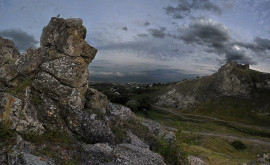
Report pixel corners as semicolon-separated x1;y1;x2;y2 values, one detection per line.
0;89;45;135
0;36;20;89
33;17;97;112
1;17;99;137
29;17;98;132
40;17;96;63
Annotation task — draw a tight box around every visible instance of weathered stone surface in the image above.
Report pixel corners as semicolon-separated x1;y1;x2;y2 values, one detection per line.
141;118;175;143
0;36;19;87
23;153;55;165
34;93;67;130
16;48;43;76
40;56;88;89
28;17;98;132
0;89;44;134
83;142;165;165
83;143;114;164
127;131;149;148
188;156;208;165
113;143;166;165
155;88;198;109
40;17;97;63
32;71;83;111
85;88;109;112
108;103;134;125
67;110;115;144
4;134;55;165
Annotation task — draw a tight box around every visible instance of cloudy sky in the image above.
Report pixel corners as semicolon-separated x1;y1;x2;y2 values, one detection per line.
1;0;270;83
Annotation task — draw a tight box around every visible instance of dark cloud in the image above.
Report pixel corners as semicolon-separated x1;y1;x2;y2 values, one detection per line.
180;18;230;48
254;37;270;50
179;18;256;64
172;13;184;19
144;21;150;26
148;27;166;38
137;33;148;37
122;26;128;31
233;37;270;54
223;46;255;64
0;29;38;51
164;0;222;19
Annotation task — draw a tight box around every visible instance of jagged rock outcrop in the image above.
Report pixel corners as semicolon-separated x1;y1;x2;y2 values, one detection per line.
216;61;253;97
155;61;270;110
31;18;97;132
0;17;168;165
0;36;20;89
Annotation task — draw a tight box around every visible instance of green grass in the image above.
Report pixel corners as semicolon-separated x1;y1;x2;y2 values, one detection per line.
111;125;128;144
136;107;266;138
6;77;33;98
19;130;86;165
0;127;15;143
188;96;270;127
135;107;270;165
182;134;270;165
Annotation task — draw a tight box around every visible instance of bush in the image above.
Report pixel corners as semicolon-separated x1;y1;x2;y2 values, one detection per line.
0;127;14;141
127;99;140;111
231;140;247;150
111;125;128;144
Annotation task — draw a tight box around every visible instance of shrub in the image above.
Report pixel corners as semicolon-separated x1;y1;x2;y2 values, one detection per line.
0;127;14;141
231;140;247;150
111;125;128;144
126;99;140;111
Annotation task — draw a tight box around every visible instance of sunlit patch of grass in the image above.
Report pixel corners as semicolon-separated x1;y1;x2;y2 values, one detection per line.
183;136;263;165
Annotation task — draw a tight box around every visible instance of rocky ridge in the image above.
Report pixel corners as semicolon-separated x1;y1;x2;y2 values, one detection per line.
155;61;270;111
0;17;176;165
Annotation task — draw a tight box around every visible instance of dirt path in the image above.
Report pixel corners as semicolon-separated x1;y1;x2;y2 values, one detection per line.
153;106;270;133
147;106;270;146
162;125;270;146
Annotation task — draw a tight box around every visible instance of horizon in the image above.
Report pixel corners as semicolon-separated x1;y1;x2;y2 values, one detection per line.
1;0;270;83
89;61;270;84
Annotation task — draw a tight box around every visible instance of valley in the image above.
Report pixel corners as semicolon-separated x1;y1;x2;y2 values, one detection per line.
90;63;270;164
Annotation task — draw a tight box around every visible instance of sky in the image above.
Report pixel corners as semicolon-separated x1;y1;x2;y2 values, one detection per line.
1;0;270;83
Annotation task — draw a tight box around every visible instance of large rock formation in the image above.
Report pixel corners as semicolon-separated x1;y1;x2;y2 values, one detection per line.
0;17;168;165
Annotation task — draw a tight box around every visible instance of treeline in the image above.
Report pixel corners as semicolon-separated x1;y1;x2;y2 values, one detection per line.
89;83;166;112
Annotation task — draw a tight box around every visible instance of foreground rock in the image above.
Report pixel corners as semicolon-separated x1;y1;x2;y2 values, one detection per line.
83;139;165;165
0;17;167;165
